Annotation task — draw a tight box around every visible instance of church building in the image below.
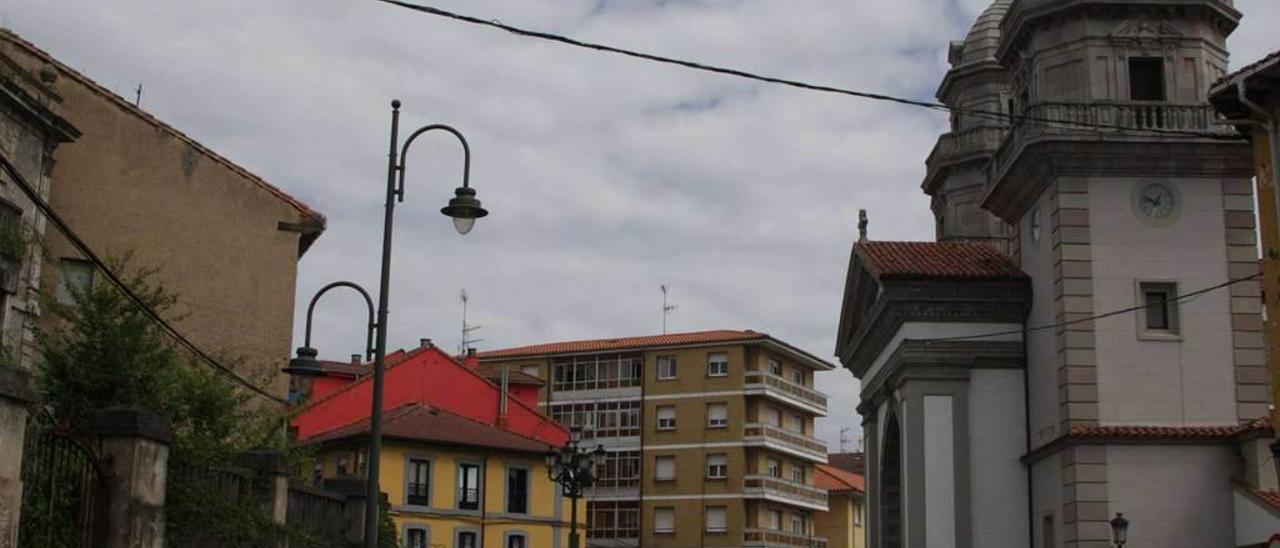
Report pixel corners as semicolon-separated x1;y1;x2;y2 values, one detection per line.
835;1;1280;546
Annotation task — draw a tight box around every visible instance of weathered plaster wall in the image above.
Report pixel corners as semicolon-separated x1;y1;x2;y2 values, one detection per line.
1106;445;1236;548
968;368;1027;548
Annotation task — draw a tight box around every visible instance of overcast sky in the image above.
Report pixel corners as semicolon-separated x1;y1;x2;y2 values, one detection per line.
5;0;1278;449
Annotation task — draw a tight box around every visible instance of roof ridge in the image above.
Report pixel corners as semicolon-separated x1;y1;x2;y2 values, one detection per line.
0;27;323;224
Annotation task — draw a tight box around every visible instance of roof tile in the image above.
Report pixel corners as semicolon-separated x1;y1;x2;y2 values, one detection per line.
856;241;1026;280
304;403;554;454
815;464;865;493
478;329;769;359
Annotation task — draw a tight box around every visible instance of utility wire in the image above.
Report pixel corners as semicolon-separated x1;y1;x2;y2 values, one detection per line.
920;273;1262;343
368;0;1242;140
0;153;286;404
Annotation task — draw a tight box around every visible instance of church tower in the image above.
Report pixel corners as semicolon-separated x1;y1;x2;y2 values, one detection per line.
839;1;1262;547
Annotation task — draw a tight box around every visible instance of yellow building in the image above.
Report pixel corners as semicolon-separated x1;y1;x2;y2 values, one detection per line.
480;329;834;548
307;403;586;548
813;463;866;548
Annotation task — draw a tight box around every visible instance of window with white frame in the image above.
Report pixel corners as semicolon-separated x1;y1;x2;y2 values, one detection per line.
791;514;807;535
707;403;728;428
707;352;729;376
549;400;641;439
656;405;676;430
768;510;783;530
654;456;676;481
457;463;481;511
551;353;643;392
791;463;805;484
853;501;862;526
589;501;640;540
791;369;805;386
657;355;677;380
767;458;781;478
767;357;783;376
707;454;727;479
705;506;727;533
406;458;430;506
1139;281;1179;335
594;450;641;488
521;365;540;378
654;507;675;533
789;414;806;435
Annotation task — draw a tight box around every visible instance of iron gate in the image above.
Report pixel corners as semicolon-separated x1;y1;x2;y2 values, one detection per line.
17;426;107;548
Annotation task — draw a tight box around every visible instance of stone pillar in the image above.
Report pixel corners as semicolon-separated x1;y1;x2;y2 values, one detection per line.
94;407;172;548
0;367;33;548
323;475;368;548
239;448;289;544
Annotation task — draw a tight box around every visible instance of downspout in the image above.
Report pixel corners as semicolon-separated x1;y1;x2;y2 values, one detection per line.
1022;325;1035;548
481;453;489;548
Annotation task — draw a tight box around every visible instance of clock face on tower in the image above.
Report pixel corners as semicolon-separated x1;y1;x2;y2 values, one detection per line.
1131;182;1181;226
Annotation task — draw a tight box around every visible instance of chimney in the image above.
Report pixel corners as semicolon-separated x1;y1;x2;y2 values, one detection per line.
350;354;362;364
858;209;869;242
464;347;479;369
420;338;433;349
498;364;510;427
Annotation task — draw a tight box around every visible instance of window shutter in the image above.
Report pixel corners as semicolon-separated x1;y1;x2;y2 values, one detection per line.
655;456;676;480
706;507;727;532
654;508;675;532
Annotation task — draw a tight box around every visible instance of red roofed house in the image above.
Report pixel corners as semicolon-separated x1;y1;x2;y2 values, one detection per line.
837;2;1280;547
292;341;580;548
814;463;866;548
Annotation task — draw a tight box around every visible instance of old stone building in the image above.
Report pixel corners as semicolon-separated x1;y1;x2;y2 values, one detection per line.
836;1;1280;547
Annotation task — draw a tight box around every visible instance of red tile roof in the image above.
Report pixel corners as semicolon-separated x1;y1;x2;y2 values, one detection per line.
1213;49;1280;89
827;452;865;475
476;364;545;386
1248;488;1280;513
815;464;865;494
1067;418;1274;440
316;358;543;385
478;329;769;359
304;403;554;454
0;29;324;228
855;241;1026;280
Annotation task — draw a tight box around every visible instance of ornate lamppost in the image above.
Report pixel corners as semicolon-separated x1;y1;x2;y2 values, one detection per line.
1110;512;1129;548
287;100;489;547
547;428;606;548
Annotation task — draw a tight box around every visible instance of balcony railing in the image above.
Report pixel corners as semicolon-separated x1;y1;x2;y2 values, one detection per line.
744;371;828;414
991;101;1232;182
744;475;829;510
743;529;829;548
924;125;1007;183
743;423;827;462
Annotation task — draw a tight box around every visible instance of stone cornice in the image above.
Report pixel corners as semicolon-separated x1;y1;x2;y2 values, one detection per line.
936;60;1009;104
983;136;1251;222
858;340;1025;411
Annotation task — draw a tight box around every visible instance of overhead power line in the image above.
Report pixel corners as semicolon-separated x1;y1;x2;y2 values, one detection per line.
0;153;286;404
368;0;1241;140
923;273;1262;343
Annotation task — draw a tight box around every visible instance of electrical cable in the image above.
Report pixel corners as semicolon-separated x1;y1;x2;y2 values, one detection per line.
0;153;286;404
367;0;1243;141
921;272;1262;343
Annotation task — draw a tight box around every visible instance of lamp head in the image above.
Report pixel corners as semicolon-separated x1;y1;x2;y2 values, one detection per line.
440;186;488;235
284;346;323;376
1110;513;1129;545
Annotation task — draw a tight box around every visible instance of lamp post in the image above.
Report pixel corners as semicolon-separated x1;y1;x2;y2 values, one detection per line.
288;100;489;548
547;428;606;548
284;281;376;404
1110;513;1129;548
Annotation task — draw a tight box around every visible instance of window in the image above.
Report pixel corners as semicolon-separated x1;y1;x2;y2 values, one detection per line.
0;203;22;294
551;353;643;392
589;501;640;540
707;403;728;428
657;355;677;380
457;463;481;510
655;456;676;481
853;502;863;526
769;510;783;530
521;365;540;378
594;450;642;488
767;358;783;376
766;458;781;478
654;507;675;533
456;531;478;548
657;405;676;430
791;369;805;386
505;533;528;548
1129;57;1165;101
707;454;727;479
761;406;780;427
506;467;529;514
406;528;428;548
406;458;431;506
791;464;805;484
707;353;729;376
549;400;641;439
791;514;807;535
1139;282;1179;335
705;506;727;533
57;258;94;305
789;414;807;435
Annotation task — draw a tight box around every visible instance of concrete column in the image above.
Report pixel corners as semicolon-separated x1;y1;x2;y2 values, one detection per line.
94;407;172;548
323;475;368;548
239;449;289;546
0;367;33;548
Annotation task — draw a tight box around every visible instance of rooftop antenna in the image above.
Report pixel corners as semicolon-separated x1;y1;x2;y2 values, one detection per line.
661;284;677;334
134;84;142;107
460;289;483;355
840;427;852;452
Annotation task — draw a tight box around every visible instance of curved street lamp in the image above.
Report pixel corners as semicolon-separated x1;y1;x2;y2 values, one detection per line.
547;427;607;548
284;281;376;404
288;100;490;548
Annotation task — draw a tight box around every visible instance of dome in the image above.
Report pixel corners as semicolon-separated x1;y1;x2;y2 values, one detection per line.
959;0;1012;65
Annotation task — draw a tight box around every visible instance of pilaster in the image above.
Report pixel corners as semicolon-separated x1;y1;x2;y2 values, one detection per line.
95;407;172;548
0;367;33;548
1060;446;1110;548
1053;179;1099;432
1223;178;1268;421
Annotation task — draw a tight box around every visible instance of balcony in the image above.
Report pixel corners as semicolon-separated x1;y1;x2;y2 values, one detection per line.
743;529;828;548
990;101;1232;184
744;371;828;416
743;423;827;462
743;475;829;511
923;125;1007;191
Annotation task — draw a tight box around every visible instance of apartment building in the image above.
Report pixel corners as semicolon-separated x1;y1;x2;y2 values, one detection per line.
479;329;834;548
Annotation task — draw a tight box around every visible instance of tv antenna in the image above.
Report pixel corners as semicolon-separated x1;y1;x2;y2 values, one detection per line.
459;289;483;354
661;284;677;334
840;427;852;452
